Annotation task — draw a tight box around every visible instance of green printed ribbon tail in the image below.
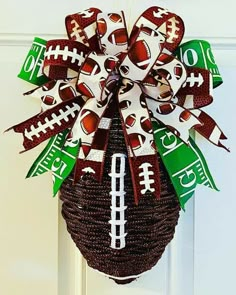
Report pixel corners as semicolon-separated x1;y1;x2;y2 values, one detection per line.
26;129;79;196
153;121;218;209
175;39;223;88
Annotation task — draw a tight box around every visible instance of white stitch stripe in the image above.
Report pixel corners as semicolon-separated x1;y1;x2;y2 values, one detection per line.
25;103;80;140
109;154;127;249
45;45;85;66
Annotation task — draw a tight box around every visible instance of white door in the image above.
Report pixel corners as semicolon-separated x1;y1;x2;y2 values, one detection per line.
1;1;236;295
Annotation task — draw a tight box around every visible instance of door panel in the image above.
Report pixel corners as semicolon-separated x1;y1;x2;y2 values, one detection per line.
0;47;58;295
194;66;236;295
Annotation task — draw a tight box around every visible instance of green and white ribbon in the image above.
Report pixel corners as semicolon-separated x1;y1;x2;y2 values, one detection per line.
175;39;223;88
153;121;218;209
18;37;49;86
26;129;79;196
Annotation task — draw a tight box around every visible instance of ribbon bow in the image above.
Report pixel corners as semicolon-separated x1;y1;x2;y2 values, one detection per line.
9;7;228;208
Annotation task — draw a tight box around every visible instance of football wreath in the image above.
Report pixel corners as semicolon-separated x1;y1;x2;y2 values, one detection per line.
8;6;228;283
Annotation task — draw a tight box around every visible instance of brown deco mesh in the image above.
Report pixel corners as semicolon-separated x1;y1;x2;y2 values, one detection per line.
60;107;180;284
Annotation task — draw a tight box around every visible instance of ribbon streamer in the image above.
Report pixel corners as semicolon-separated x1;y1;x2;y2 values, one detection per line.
26;129;79;196
9;6;228;206
153;121;218;209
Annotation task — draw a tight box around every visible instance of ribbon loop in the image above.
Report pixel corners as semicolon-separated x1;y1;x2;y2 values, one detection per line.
43;40;90;80
129;7;185;53
76;52;119;101
119;27;164;81
153;53;187;96
96;11;129;56
66;7;102;51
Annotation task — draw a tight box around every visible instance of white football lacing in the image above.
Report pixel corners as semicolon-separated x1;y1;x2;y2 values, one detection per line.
139;162;155;194
70;20;90;46
45;45;86;66
167;17;180;43
109;153;127;249
182;73;204;88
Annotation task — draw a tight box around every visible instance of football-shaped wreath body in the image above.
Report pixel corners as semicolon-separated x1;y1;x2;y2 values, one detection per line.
60;106;180;284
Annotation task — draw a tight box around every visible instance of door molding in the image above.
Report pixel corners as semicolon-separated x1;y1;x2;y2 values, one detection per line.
1;33;236;49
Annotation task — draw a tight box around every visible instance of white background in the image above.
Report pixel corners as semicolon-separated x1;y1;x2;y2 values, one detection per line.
0;1;236;295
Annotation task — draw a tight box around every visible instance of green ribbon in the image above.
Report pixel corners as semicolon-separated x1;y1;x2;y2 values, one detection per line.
26;129;79;196
176;39;223;88
18;37;49;86
153;121;218;209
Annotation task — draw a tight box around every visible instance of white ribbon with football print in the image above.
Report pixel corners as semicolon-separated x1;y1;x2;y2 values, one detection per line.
97;11;129;56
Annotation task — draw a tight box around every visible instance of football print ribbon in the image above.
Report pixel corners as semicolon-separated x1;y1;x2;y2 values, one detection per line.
8;6;228;207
